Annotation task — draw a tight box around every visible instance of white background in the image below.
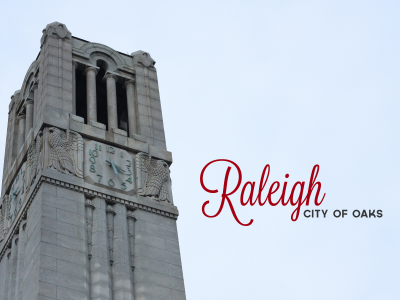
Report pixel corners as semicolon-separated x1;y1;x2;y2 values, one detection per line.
0;1;399;299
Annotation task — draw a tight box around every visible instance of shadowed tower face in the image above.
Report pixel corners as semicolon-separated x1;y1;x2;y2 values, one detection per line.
0;22;186;300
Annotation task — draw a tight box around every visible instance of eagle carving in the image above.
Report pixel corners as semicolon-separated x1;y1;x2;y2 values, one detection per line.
48;127;83;178
136;153;172;203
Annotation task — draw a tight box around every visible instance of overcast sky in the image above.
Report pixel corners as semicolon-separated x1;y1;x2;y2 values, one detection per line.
0;1;399;299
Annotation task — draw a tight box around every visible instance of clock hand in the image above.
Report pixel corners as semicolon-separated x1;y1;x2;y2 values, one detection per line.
105;160;126;173
108;157;122;182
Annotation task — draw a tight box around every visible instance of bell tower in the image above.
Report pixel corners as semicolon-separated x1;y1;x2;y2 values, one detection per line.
0;22;186;300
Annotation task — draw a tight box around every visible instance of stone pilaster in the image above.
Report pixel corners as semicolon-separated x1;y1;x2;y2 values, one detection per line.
8;235;19;300
127;210;136;300
131;51;167;149
37;22;73;131
15;221;26;300
72;60;78;115
91;198;112;300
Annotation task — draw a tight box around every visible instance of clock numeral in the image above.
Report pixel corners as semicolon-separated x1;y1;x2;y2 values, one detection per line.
126;177;132;184
126;168;132;176
90;165;96;173
97;174;103;183
90;149;99;157
121;182;127;190
126;160;132;167
108;179;115;187
107;146;115;154
121;152;123;158
89;157;96;164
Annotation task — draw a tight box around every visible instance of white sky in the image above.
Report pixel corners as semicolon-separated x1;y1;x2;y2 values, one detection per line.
0;1;399;299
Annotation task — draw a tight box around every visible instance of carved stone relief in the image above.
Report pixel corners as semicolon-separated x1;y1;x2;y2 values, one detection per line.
132;51;156;68
40;22;71;46
135;152;173;204
47;127;84;178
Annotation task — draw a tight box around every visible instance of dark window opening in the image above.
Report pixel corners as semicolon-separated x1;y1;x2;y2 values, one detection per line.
75;68;87;123
96;67;108;129
116;81;128;136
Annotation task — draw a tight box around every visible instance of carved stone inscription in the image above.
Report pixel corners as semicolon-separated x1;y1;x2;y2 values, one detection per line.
84;141;134;193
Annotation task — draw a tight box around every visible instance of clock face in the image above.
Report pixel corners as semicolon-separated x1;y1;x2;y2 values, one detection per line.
85;141;134;193
8;163;26;226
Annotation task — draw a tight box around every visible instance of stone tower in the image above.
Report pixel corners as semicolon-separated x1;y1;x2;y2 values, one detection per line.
0;22;186;300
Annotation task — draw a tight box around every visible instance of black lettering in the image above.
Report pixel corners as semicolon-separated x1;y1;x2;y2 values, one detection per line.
322;210;328;218
361;210;368;218
353;210;360;218
333;210;341;218
342;209;347;218
369;210;376;218
377;210;382;218
304;210;311;218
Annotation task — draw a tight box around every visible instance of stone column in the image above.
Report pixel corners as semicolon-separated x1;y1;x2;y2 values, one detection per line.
72;61;78;115
24;99;34;139
31;81;38;125
104;73;118;131
17;114;26;152
84;66;99;124
125;80;137;136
